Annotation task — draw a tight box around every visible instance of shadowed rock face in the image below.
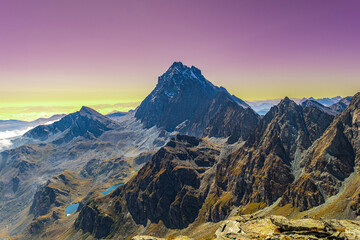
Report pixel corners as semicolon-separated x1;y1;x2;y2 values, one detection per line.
202;91;260;143
205;97;335;222
74;202;114;239
124;135;220;229
26;171;84;236
74;135;221;237
280;92;360;211
135;62;249;136
29;171;80;218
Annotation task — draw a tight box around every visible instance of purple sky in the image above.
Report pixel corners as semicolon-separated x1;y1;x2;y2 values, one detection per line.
1;0;360;119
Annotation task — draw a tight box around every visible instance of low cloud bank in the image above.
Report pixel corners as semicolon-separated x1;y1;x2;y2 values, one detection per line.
0;120;57;152
0;127;33;152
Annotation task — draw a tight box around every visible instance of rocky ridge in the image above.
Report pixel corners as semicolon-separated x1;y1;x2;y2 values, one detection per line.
204;97;335;222
280;92;360;212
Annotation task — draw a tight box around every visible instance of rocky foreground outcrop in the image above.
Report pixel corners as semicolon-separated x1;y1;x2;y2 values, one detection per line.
133;215;360;240
215;215;360;240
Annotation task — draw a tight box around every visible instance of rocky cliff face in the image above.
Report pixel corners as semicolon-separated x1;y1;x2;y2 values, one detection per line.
74;135;221;238
135;62;250;136
202;91;260;143
29;171;81;218
124;135;220;229
74;202;114;239
205;97;335;222
329;96;352;114
280;92;360;212
26;170;88;236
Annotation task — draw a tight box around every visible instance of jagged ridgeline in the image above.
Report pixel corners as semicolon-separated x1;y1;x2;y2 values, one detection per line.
0;62;359;240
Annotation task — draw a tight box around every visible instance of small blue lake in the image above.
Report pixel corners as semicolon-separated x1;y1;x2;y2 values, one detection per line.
65;203;79;216
101;183;124;195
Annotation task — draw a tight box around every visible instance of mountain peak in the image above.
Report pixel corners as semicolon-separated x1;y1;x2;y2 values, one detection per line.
158;62;211;88
279;96;295;107
135;62;248;133
80;106;94;113
79;106;105;118
24;106;115;144
168;61;185;71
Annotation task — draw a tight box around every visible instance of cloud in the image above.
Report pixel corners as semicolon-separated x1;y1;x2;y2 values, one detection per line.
0;119;57;152
0;138;13;151
0;127;32;152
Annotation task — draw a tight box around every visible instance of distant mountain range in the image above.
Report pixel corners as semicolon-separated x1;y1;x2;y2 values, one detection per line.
0;114;65;132
246;96;351;115
0;62;359;239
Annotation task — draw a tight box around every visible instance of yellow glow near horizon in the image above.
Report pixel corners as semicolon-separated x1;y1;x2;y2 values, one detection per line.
0;87;148;120
1;69;359;121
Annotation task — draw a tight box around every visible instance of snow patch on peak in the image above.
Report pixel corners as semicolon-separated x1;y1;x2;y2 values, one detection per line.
190;70;198;79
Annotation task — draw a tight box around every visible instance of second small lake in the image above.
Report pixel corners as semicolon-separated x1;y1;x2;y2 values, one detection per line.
101;183;124;195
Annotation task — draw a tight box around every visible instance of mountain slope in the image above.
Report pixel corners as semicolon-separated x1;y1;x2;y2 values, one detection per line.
202;91;260;143
73;135;221;238
0;108;172;237
23;106;119;144
328;96;352;114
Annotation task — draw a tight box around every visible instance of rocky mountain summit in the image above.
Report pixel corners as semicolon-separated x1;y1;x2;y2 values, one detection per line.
135;62;251;136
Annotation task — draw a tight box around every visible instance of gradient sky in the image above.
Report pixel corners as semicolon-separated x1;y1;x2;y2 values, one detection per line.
1;0;360;120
